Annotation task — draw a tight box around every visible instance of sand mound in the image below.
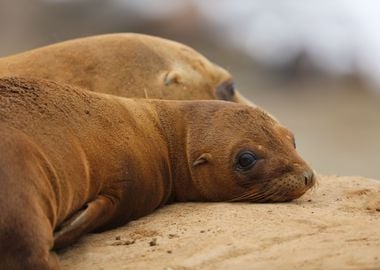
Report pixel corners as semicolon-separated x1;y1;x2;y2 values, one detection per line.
58;176;380;270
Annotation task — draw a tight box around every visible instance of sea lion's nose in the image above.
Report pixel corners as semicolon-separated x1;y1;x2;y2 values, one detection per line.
303;170;314;187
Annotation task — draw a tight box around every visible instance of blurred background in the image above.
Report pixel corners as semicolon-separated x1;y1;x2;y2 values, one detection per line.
0;0;379;179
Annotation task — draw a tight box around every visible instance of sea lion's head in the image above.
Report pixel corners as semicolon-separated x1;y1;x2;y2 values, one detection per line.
124;34;251;105
0;33;252;106
184;101;315;203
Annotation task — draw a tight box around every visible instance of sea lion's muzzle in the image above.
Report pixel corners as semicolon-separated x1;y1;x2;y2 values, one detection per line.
271;169;316;202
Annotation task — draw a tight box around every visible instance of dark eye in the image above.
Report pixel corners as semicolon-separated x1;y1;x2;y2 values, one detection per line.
236;151;257;171
225;82;235;96
216;81;236;101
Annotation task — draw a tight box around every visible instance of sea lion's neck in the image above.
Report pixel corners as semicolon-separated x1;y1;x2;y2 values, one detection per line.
150;101;204;202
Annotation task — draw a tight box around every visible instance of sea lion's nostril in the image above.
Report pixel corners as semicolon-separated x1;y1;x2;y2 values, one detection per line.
303;171;314;186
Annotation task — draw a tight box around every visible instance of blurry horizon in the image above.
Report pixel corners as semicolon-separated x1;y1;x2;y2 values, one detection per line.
1;0;379;179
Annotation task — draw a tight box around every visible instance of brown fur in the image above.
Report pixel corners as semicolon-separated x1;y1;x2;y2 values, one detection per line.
0;77;314;269
0;33;252;105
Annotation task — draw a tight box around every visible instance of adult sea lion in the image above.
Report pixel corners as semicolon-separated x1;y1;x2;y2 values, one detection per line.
0;77;315;269
0;33;252;105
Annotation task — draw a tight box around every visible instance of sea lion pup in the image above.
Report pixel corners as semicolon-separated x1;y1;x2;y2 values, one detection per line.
0;77;314;269
0;33;252;105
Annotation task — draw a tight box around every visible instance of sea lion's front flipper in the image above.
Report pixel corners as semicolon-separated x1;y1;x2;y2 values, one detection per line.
53;195;115;249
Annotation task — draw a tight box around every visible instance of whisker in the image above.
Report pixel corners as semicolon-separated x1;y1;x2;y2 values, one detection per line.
228;188;262;202
229;184;276;203
254;189;278;202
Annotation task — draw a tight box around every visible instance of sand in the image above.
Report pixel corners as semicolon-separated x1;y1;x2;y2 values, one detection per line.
58;175;380;270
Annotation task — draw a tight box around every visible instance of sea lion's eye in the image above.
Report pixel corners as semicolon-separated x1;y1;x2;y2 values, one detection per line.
225;82;235;96
216;81;236;101
236;151;257;170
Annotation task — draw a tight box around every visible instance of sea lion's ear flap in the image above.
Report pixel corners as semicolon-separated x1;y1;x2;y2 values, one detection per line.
192;153;213;167
164;71;181;86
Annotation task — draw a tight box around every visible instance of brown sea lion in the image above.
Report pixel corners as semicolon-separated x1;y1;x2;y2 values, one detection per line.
0;33;253;105
0;77;315;269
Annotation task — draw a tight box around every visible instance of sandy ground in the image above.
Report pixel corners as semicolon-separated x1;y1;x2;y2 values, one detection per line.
58;175;380;270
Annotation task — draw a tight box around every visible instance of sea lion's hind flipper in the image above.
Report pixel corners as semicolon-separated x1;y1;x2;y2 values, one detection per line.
53;195;115;249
